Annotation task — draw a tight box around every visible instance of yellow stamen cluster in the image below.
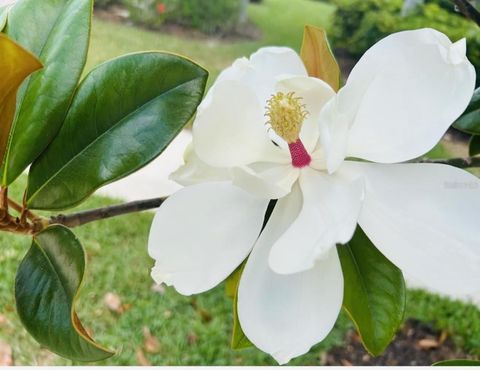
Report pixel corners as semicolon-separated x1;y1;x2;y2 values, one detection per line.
265;91;308;143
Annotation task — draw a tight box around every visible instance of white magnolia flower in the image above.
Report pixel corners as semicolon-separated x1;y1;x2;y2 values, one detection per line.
149;28;480;364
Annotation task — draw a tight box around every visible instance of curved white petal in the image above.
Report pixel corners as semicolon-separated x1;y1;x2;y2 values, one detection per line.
197;57;254;112
250;47;308;104
148;182;269;295
238;188;343;364
341;161;480;295
170;143;230;186
320;28;475;169
276;76;336;152
231;162;299;199
193;80;284;168
318;96;351;173
269;167;364;274
206;47;307;109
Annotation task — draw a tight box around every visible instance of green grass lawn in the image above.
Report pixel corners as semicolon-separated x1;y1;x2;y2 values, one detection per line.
1;0;479;365
86;0;335;80
2;177;480;365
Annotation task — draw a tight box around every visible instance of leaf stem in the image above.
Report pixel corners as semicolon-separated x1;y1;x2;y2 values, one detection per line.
7;197;37;221
0;187;7;220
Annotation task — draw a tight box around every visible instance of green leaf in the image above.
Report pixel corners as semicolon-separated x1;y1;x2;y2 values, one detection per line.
469;135;480;156
338;226;406;356
0;34;42;168
454;88;480;135
227;262;253;350
225;262;244;299
26;52;208;210
15;225;114;362
300;25;340;91
1;0;92;186
232;290;253;350
433;360;480;366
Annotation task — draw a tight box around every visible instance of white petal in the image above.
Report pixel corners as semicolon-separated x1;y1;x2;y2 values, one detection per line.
170;143;230;186
231;162;299;199
250;47;308;104
196;57;253;112
207;47;307;108
341;161;480;295
318;96;351;173
269;167;364;274
276;76;336;152
321;28;475;168
148;182;269;295
238;188;343;364
192;80;284;168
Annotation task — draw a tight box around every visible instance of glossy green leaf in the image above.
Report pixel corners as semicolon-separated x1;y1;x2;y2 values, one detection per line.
454;87;480;135
15;225;114;361
433;359;480;366
226;262;253;350
27;52;208;210
338;226;406;356
1;0;92;186
232;290;253;350
225;262;244;299
469;135;480;156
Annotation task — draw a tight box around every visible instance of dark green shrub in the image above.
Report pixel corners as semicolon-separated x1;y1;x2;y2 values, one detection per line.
165;0;242;35
122;0;167;29
330;0;480;81
122;0;242;35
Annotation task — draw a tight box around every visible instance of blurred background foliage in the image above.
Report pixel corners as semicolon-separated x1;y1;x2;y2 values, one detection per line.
329;0;480;82
92;0;480;80
97;0;246;35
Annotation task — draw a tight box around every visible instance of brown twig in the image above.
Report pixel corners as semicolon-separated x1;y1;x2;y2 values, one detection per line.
451;0;480;26
416;156;480;168
45;156;480;229
0;187;37;235
0;153;475;232
48;197;166;228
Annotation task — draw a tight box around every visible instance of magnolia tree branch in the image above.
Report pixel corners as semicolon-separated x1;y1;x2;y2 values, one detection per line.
451;0;480;26
48;197;166;228
42;156;480;229
416;156;480;167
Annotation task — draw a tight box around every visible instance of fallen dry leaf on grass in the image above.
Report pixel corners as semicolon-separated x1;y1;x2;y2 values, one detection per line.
417;338;440;350
36;349;57;366
340;358;353;366
187;332;198;345
104;292;124;314
151;283;166;295
439;330;448;345
143;327;161;354
0;314;8;327
189;298;212;323
0;341;13;366
136;348;151;366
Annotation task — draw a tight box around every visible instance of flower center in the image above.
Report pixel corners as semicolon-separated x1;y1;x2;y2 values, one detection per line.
265;91;311;168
